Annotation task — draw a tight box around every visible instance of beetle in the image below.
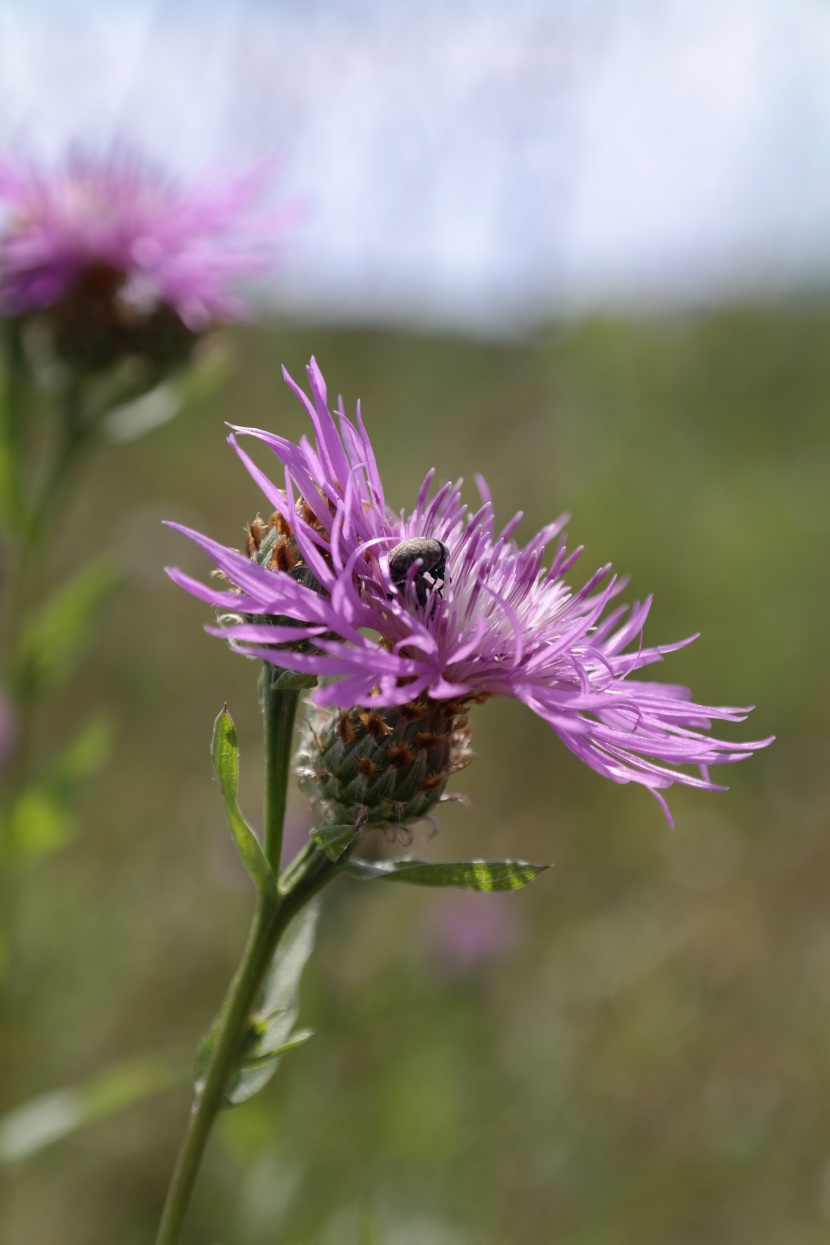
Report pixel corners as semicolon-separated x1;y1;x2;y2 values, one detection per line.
387;537;449;608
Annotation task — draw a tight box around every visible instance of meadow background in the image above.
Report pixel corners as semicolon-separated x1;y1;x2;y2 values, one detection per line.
4;304;825;1244
3;1;830;1241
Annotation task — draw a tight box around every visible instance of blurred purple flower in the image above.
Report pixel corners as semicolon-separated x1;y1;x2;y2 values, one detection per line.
425;890;520;972
167;358;772;823
0;143;287;329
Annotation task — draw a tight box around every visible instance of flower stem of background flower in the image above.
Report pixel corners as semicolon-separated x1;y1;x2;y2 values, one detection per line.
0;321;27;532
0;323;35;948
154;686;337;1245
1;376;87;873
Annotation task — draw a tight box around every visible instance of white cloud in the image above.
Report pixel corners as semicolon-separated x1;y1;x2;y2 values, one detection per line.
2;0;830;330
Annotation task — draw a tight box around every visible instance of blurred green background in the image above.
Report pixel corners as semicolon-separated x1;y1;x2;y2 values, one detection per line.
3;305;825;1244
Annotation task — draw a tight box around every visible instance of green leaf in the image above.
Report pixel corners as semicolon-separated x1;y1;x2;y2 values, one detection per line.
102;340;231;443
342;857;550;891
10;717;114;860
17;558;120;693
211;706;278;902
9;788;72;860
52;715;114;782
230;1029;314;1073
0;1054;178;1164
268;668;318;693
312;823;357;861
196;904;320;1107
360;1206;383;1245
101;382;184;444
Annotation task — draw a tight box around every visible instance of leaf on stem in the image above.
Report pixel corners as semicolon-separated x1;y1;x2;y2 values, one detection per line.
102;343;231;444
341;857;549;891
311;823;357;861
16;558;120;694
10;716;114;860
196;903;320;1107
0;1054;179;1164
264;667;319;695
211;705;278;902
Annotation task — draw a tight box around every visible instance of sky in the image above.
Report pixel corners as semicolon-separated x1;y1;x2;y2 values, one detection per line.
2;0;830;332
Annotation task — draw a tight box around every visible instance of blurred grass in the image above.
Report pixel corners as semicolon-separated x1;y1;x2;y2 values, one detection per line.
3;304;828;1244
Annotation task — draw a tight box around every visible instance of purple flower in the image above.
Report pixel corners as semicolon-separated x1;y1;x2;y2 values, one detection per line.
167;358;772;823
0;143;287;337
425;890;520;973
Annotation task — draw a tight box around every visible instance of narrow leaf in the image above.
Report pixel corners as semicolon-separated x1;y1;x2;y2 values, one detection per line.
312;823;357;861
237;1030;314;1069
342;857;549;891
224;1029;314;1107
257;902;319;1023
17;559;120;693
199;903;320;1108
9;788;72;860
211;706;278;901
102;382;183;444
0;1054;178;1164
267;667;319;693
102;340;231;443
9;717;114;860
50;715;114;782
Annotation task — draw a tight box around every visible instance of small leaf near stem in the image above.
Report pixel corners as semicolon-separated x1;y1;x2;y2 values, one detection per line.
15;559;120;697
312;822;358;861
211;706;278;902
199;902;320;1107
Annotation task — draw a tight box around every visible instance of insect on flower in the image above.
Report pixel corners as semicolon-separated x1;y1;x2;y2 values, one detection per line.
388;537;449;608
166;357;774;826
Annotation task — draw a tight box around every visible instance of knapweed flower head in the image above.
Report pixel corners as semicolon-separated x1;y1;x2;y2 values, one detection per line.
167;358;772;830
0;143;287;371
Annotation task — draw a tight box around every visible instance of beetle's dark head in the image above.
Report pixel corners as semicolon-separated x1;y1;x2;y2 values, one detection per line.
387;537;449;608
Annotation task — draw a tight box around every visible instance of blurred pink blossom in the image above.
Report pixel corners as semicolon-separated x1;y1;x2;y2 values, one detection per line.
424;889;521;972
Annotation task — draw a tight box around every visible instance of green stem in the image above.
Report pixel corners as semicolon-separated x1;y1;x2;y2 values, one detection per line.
261;671;300;871
0;320;27;531
155;678;329;1244
25;379;88;544
0;380;89;858
154;847;337;1245
0;375;92;1081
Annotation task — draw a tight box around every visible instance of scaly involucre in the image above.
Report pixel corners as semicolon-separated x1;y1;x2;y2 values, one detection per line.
167;359;771;821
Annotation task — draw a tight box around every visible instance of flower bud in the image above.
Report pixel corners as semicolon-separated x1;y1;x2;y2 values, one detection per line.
43;263;198;375
295;697;474;839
